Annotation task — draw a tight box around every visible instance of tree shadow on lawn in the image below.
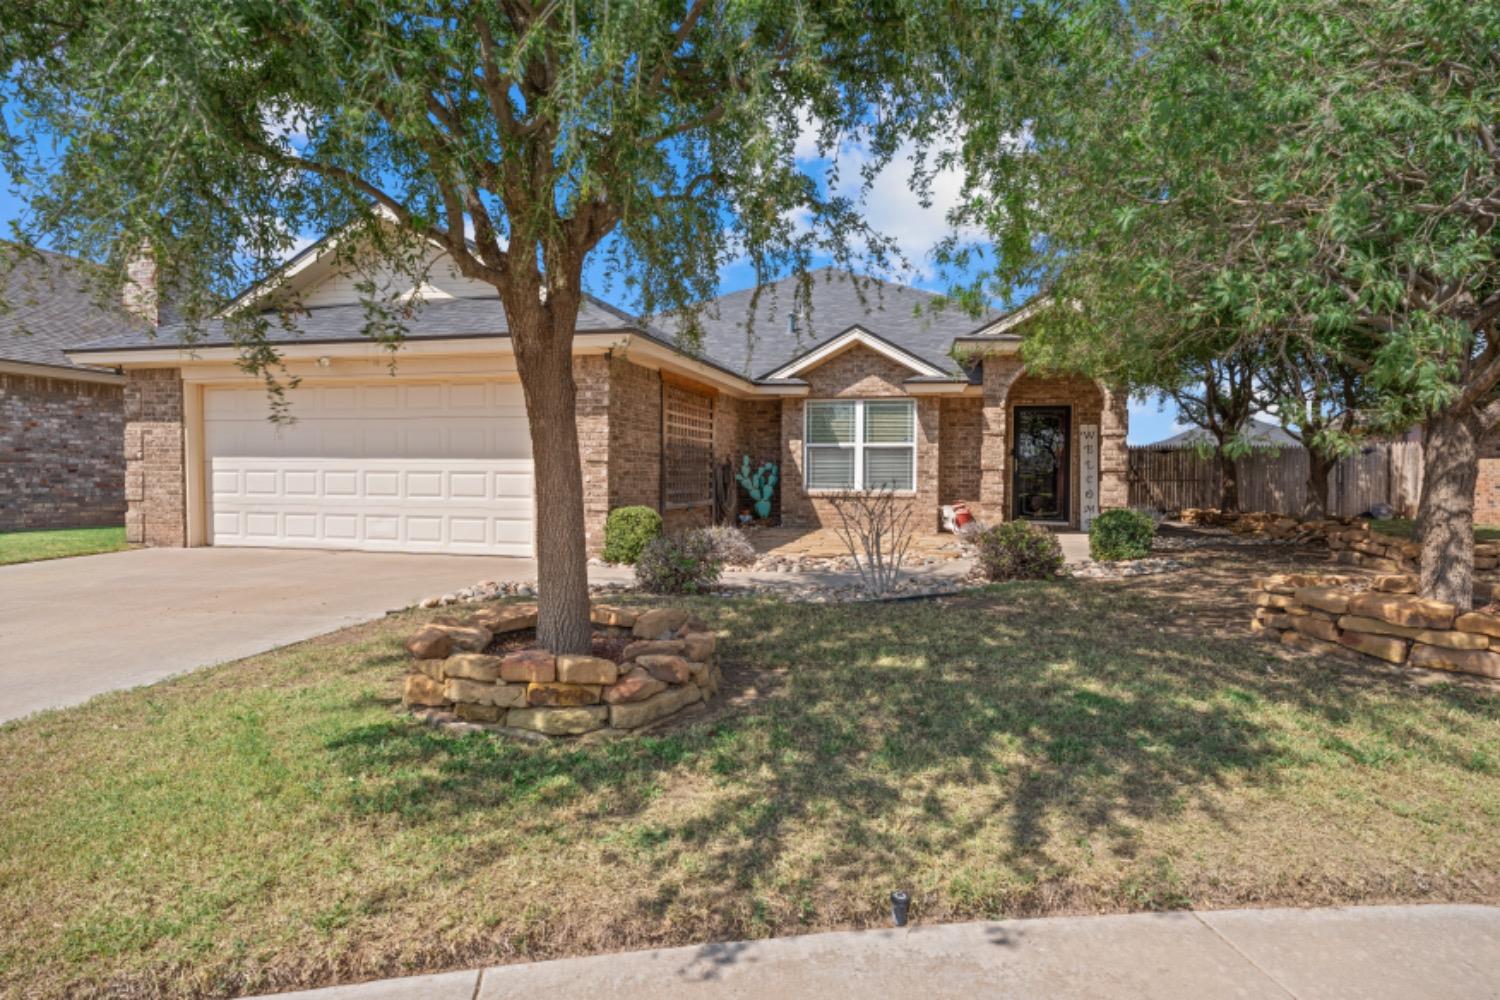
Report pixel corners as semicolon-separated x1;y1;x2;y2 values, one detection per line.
322;581;1499;922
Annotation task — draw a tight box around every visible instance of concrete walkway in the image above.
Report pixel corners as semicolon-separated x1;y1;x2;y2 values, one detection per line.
244;905;1499;999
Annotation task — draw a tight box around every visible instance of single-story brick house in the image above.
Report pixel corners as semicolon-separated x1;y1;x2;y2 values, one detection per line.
67;238;1129;555
1;247;143;532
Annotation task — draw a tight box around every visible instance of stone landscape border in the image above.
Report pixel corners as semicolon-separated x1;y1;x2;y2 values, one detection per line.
1252;572;1500;679
401;602;722;740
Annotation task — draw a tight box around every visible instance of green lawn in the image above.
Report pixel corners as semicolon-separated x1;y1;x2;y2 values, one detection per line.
0;525;128;566
1371;517;1500;542
1;579;1497;998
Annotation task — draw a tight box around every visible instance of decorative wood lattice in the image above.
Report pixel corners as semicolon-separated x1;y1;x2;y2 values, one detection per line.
664;383;715;508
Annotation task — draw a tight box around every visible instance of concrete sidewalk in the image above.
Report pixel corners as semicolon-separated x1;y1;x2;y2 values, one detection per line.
244;904;1500;999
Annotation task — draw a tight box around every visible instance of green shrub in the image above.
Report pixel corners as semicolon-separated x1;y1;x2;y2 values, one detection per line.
1089;508;1157;561
602;506;662;564
634;530;723;594
974;521;1066;581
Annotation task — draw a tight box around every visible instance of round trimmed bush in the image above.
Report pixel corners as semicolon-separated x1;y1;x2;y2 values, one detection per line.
1089;508;1157;561
974;521;1066;581
635;529;723;594
602;506;662;565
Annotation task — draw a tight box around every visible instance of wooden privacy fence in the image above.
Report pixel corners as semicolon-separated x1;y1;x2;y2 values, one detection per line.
1127;441;1423;517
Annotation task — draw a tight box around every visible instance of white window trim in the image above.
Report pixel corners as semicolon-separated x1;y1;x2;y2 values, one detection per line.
804;398;918;494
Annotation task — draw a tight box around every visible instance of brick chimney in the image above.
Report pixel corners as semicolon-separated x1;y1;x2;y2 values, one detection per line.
122;243;159;326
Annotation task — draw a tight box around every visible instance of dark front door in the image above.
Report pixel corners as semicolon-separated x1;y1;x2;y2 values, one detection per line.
1013;406;1070;521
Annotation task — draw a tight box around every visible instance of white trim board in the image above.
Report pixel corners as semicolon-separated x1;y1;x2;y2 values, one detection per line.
764;326;946;381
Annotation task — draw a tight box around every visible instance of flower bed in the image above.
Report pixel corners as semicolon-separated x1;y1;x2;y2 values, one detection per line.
1251;572;1500;679
401;602;722;739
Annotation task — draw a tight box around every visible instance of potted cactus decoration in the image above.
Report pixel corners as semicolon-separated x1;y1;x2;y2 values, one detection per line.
737;455;778;520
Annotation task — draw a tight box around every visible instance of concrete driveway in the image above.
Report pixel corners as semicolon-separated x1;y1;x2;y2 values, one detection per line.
0;547;555;723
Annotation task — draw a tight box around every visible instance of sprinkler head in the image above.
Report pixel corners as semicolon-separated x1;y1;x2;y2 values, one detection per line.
890;890;911;927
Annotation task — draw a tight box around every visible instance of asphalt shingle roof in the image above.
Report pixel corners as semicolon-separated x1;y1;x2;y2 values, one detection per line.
0;247;145;372
655;268;1002;379
1147;421;1300;449
68;263;1006;384
71;293;639;353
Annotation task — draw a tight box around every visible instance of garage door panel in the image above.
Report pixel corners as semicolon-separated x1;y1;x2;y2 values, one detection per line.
205;383;534;556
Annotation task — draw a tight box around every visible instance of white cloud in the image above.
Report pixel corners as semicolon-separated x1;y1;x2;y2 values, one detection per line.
792;115;981;281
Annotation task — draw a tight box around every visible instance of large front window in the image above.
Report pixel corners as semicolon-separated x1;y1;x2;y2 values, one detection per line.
804;399;916;491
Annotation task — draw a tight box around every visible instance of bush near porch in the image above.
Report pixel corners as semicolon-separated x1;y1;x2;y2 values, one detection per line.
1;567;1497;999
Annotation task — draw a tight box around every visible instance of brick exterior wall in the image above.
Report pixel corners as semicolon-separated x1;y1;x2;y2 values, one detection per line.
573;355;612;554
1476;435;1500;526
978;356;1025;524
0;371;125;532
778;344;942;531
123;368;186;547
722;396;782;522
119;346;1132;554
938;396;983;506
976;358;1128;530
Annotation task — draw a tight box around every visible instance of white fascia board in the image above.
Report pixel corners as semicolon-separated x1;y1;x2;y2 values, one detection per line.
67;337;519;368
967;296;1052;338
0;358;126;385
764;326;946;381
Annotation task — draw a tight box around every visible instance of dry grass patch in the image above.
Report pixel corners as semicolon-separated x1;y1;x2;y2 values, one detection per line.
1;569;1498;998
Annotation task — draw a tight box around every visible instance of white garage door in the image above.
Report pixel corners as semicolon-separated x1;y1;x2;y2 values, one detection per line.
204;381;534;556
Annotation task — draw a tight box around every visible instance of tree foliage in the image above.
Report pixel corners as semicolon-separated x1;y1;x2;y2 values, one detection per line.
1;0;988;649
950;0;1500;602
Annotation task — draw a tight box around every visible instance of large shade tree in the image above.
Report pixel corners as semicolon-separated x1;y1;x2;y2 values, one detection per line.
950;0;1500;605
1;0;982;651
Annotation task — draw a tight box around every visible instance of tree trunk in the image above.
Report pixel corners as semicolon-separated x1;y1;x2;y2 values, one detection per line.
509;299;594;655
1302;449;1332;520
1416;408;1481;608
1218;453;1240;512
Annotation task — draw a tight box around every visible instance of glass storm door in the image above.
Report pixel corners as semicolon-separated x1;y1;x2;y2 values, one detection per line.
1013;407;1070;521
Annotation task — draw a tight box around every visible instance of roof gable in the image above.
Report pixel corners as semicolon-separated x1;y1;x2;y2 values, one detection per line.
656;268;1002;379
762;325;947;380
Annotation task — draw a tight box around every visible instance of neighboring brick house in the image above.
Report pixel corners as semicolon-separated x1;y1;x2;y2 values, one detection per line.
0;247;142;533
66;235;1130;556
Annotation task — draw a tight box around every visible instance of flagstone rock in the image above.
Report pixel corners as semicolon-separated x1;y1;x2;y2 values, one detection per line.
1336;615;1422;640
557;655;619;685
622;639;685;660
404;673;447;707
1295;587;1351;615
602;667;667;704
1338;630;1408;663
1347;592;1456;630
682;632;718;661
608;683;702;730
1455;611;1500;638
455;703;503;723
429;623;493;652
473;605;538;633
444;653;504;682
636;654;693;684
591;604;638;628
1292;615;1340;643
500;649;556;683
405;626;452;660
445;677;498;705
526;682;602;707
507;706;608;736
1409;644;1500;678
632;608;691;639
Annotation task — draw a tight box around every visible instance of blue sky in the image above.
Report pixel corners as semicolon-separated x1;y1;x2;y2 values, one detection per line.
0;115;1182;444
